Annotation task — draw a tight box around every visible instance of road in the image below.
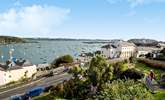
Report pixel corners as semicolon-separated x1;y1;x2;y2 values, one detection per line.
0;72;72;100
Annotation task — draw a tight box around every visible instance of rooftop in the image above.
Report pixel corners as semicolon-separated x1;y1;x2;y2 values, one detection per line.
119;41;136;47
101;44;117;49
137;47;161;51
0;59;33;71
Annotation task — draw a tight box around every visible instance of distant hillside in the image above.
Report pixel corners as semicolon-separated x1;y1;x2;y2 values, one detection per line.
128;39;158;46
25;38;111;41
0;36;26;44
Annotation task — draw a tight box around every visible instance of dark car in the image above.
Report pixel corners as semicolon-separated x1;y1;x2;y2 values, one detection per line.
26;86;44;97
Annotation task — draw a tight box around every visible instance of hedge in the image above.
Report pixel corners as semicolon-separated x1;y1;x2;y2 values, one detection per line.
138;58;165;70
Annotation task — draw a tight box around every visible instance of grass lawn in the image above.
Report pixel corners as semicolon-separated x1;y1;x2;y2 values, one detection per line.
135;62;165;80
135;61;165;100
33;93;50;100
121;63;129;72
154;90;165;100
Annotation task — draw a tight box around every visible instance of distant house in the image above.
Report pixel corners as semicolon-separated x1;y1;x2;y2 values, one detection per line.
79;52;94;62
101;41;136;59
137;47;161;58
137;47;153;58
0;59;37;86
158;43;165;49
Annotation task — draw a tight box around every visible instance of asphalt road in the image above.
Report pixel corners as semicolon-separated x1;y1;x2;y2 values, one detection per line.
0;73;72;100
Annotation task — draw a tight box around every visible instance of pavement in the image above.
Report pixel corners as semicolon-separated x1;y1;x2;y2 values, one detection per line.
0;72;72;100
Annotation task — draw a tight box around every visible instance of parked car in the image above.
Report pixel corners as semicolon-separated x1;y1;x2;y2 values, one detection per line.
26;86;44;97
49;71;54;76
44;71;54;77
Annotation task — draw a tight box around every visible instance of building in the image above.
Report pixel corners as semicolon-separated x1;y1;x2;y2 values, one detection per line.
101;41;136;59
101;44;119;59
116;41;136;58
158;43;165;49
0;59;37;86
137;47;161;58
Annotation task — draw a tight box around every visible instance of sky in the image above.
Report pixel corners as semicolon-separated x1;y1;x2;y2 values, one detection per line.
0;0;165;40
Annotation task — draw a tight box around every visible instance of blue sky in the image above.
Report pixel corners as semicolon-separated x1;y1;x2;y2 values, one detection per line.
0;0;165;40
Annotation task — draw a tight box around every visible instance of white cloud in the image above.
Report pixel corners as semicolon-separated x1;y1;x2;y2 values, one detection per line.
106;0;165;8
128;0;165;7
0;5;70;37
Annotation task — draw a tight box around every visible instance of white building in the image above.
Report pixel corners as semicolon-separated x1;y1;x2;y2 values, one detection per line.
158;43;165;49
116;42;136;58
101;41;136;59
0;60;37;86
101;44;119;59
137;47;162;58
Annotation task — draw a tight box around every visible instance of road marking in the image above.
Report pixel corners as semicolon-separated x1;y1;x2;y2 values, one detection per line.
0;73;70;95
0;78;44;95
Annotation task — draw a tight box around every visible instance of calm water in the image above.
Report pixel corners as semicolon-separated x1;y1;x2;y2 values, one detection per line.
0;40;103;64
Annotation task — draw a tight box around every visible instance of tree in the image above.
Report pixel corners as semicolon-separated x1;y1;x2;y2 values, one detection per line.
94;50;101;55
145;53;153;58
129;56;136;63
88;55;113;87
48;55;153;100
160;48;165;55
51;55;74;68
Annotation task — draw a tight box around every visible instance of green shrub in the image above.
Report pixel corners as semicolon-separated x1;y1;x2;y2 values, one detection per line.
138;59;165;70
120;69;144;80
97;79;154;100
51;55;73;68
89;55;113;86
129;56;137;63
6;81;16;85
113;62;128;78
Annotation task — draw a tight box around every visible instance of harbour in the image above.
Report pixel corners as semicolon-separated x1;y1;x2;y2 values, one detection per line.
0;40;104;64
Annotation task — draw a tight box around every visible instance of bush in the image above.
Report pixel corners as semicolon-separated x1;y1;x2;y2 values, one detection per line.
89;55;113;86
113;62;128;78
97;79;154;100
51;55;73;68
6;81;16;85
50;79;88;99
138;59;165;70
154;55;165;61
120;69;144;80
129;56;137;63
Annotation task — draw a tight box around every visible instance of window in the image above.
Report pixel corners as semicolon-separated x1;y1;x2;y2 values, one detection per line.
4;73;6;76
9;75;12;78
